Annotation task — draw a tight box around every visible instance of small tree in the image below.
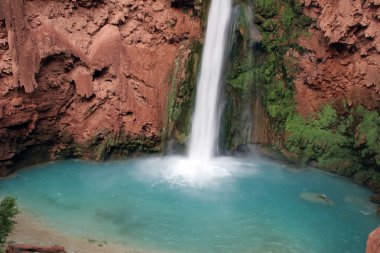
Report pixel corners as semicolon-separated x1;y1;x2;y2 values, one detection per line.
0;197;19;251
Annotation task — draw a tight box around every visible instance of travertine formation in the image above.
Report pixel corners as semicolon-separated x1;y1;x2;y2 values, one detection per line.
297;0;380;115
0;0;200;175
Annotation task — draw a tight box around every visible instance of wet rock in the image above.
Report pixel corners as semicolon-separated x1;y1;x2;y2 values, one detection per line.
299;192;335;205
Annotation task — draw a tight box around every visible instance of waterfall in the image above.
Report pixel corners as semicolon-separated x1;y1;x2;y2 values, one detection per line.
188;0;232;161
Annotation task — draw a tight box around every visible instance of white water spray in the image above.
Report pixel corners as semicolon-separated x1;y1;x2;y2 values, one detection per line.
188;0;232;161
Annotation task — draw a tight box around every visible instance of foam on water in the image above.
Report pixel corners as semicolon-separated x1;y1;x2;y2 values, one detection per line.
135;156;256;189
1;157;379;253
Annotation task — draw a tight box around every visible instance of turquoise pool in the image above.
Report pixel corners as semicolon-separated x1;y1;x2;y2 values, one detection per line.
1;156;378;253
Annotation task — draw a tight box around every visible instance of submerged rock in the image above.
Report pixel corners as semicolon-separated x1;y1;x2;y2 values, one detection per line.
299;192;335;205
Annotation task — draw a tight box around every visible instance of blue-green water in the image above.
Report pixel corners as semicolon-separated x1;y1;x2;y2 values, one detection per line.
1;157;379;253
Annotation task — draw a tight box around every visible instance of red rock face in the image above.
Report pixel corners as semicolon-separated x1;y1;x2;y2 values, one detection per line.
0;0;200;175
366;226;380;253
296;0;380;115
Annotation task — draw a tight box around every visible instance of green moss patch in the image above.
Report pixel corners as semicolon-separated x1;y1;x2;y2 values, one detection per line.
164;40;202;146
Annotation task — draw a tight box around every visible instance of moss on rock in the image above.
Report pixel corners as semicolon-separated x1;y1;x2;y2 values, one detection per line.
223;0;380;191
164;40;202;148
72;133;160;162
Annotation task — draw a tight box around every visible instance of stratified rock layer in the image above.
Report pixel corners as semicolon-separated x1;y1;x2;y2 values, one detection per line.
0;0;200;175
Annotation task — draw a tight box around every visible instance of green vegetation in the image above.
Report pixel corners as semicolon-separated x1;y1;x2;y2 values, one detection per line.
244;0;312;132
221;0;310;150
284;104;380;188
249;2;309;127
354;106;380;167
228;70;254;95
284;105;354;168
221;3;256;150
72;133;160;161
252;1;380;187
164;40;201;146
0;197;19;252
93;135;159;160
221;0;380;190
253;0;281;18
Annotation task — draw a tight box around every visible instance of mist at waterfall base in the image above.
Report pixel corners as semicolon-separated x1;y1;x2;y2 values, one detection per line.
1;157;379;253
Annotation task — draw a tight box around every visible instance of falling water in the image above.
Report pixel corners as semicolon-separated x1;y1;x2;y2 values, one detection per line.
188;0;232;161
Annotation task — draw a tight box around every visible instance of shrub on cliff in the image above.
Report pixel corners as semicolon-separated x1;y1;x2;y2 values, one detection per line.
354;106;380;168
0;197;19;252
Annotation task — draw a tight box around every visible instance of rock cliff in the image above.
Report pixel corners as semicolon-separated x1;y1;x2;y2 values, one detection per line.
0;0;200;175
290;0;380;190
223;0;380;192
297;0;380;114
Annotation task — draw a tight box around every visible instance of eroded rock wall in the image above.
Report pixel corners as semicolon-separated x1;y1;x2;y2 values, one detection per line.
0;0;201;175
297;0;380;115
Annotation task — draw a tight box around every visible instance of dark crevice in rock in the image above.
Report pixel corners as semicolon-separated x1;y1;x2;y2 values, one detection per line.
170;0;195;9
10;144;53;175
141;123;152;133
0;19;8;50
92;66;109;79
72;0;104;8
330;42;347;53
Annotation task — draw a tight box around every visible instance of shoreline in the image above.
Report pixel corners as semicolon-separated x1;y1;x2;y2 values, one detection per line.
7;210;140;253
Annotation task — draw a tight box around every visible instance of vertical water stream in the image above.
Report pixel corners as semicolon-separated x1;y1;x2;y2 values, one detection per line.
188;0;232;161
